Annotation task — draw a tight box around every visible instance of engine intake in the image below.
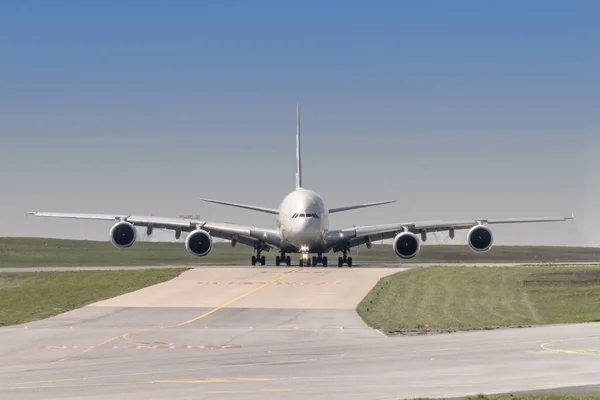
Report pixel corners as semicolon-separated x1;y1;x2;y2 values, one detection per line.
185;229;213;257
110;221;137;248
393;231;421;259
467;225;493;252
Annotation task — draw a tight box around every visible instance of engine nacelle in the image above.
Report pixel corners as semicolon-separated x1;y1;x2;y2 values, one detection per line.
467;225;493;252
393;231;421;259
109;221;137;249
185;229;213;257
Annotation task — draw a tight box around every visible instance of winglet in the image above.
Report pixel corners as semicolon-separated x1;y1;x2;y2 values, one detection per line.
570;211;575;220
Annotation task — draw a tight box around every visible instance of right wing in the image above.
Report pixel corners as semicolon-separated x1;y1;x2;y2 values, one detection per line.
199;198;279;215
26;212;282;249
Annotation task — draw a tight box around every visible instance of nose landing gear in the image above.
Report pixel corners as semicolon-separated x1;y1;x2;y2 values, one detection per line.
299;253;328;267
299;253;310;267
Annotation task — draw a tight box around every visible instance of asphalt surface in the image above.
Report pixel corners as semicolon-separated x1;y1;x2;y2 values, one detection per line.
1;266;599;399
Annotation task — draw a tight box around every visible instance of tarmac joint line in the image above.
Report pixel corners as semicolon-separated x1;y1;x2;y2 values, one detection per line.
208;389;292;394
150;377;277;383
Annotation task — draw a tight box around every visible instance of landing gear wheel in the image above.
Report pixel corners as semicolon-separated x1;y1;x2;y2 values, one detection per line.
312;256;317;266
286;256;291;266
336;248;352;267
307;258;312;267
252;242;267;267
299;259;304;267
275;255;281;266
323;256;328;267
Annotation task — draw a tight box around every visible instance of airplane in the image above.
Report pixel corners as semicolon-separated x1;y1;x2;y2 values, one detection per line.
27;104;574;268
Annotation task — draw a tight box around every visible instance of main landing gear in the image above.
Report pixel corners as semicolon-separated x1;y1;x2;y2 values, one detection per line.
251;254;265;266
275;252;292;266
337;249;353;267
299;253;328;267
251;243;267;266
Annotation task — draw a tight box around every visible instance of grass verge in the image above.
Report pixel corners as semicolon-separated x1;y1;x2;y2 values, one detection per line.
357;265;600;334
0;269;188;327
3;237;600;267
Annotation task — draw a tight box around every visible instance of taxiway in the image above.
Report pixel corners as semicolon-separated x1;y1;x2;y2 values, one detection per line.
0;266;599;399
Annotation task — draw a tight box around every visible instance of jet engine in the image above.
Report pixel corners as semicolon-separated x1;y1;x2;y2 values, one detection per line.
467;225;494;252
109;221;137;249
185;229;213;257
393;231;421;259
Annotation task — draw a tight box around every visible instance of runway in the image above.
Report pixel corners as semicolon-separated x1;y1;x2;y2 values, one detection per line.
1;267;599;399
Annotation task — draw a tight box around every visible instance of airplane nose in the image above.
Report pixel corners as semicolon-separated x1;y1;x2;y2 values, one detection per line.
298;217;318;232
297;219;309;232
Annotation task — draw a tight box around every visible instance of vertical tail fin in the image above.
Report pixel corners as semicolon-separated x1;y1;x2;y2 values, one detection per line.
296;102;303;189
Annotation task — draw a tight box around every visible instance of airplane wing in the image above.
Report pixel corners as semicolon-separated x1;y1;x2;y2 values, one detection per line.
199;198;279;215
26;212;282;250
328;200;396;214
327;214;574;250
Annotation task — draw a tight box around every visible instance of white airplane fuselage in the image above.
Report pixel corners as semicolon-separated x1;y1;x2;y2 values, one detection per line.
276;188;330;253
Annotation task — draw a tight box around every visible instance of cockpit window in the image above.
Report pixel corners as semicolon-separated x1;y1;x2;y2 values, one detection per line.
292;213;319;218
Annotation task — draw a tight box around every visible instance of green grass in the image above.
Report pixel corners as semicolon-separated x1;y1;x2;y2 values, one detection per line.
0;269;188;327
358;265;600;334
2;237;600;267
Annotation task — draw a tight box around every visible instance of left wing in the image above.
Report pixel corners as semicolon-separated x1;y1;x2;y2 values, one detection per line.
326;214;574;251
328;200;396;214
26;212;282;250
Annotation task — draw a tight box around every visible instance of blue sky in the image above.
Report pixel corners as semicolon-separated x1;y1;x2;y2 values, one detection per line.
1;0;598;246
